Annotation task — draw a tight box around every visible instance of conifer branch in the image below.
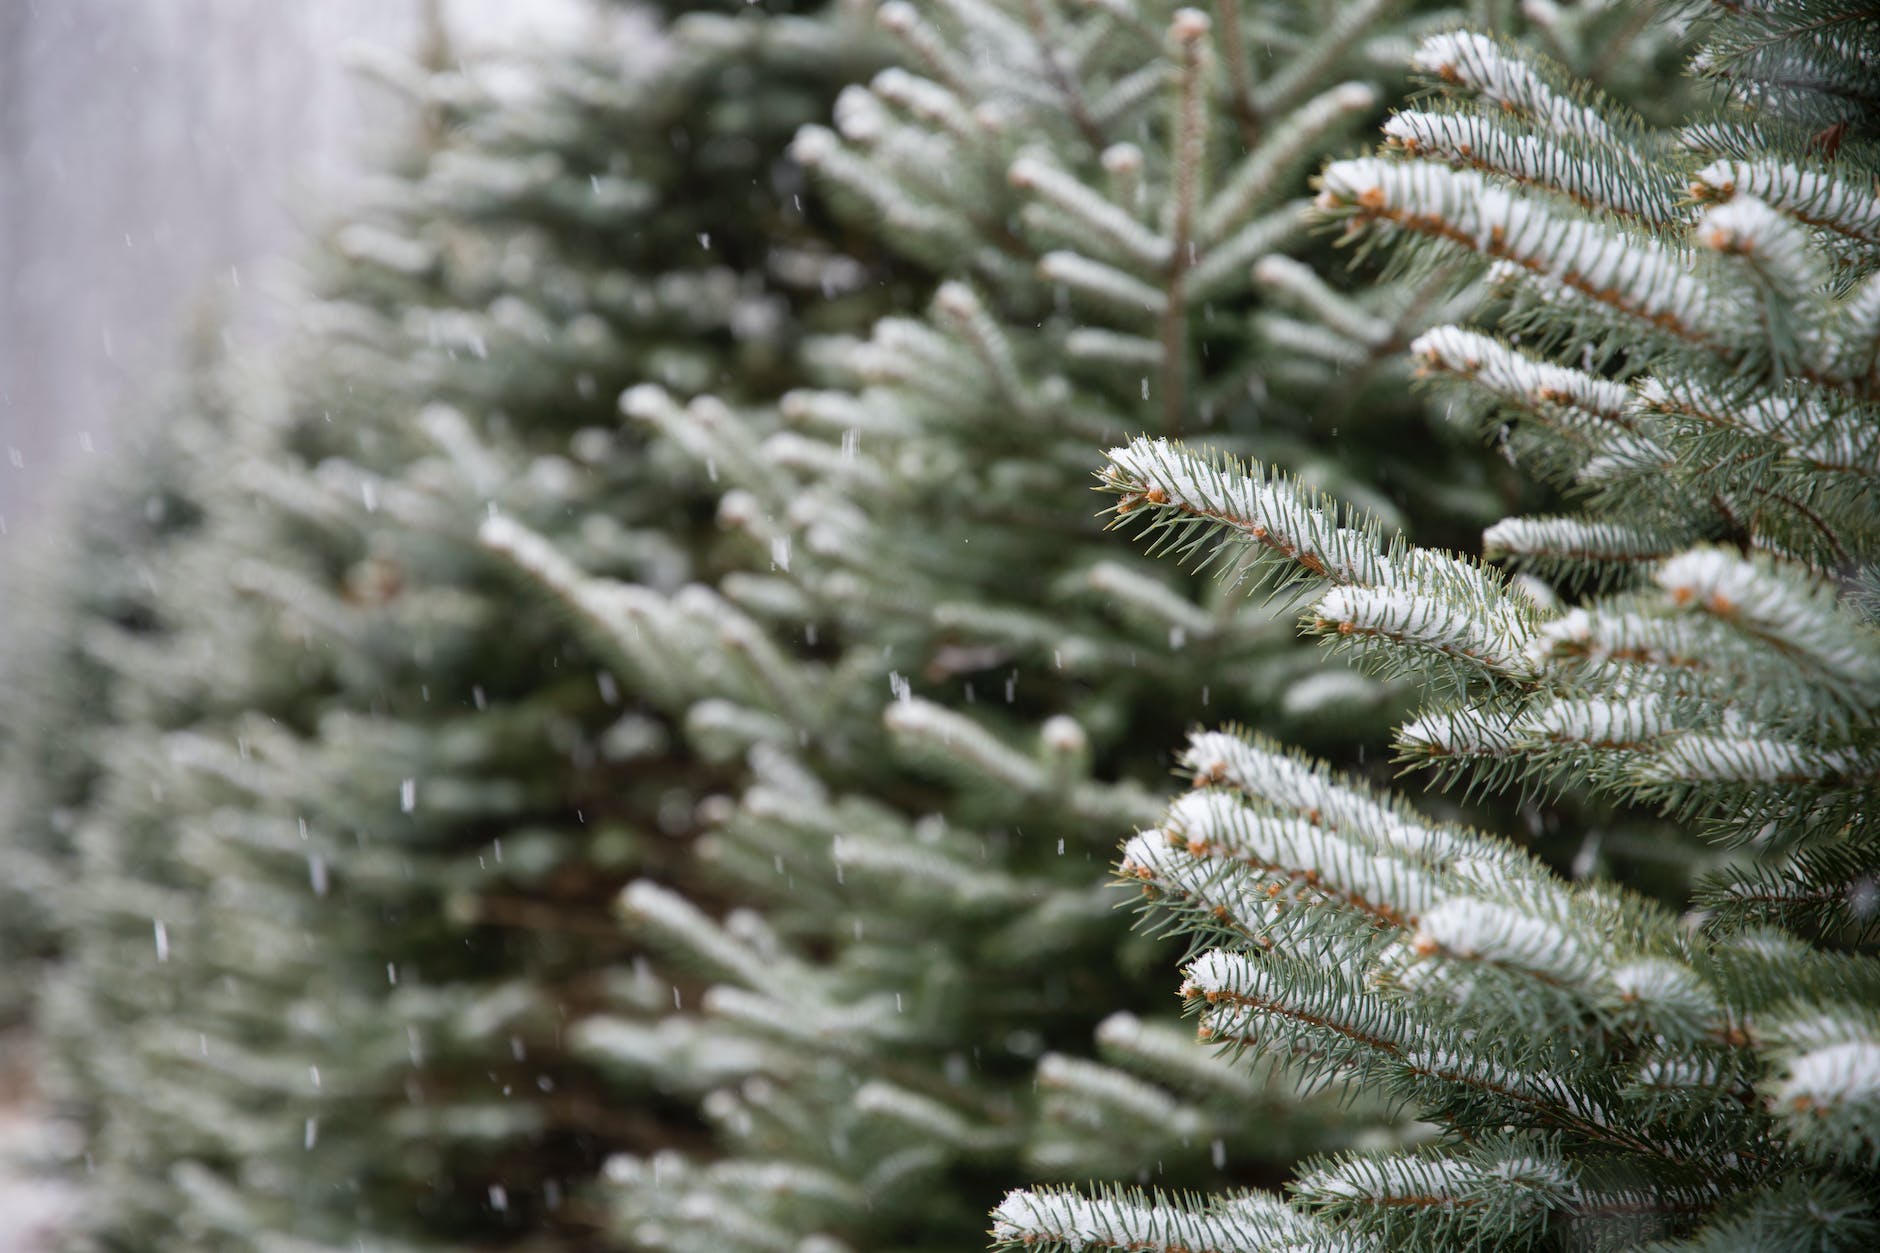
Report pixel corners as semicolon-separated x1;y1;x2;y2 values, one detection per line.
1385;108;1682;225
1317;158;1728;350
992;1185;1325;1253
1693;156;1880;252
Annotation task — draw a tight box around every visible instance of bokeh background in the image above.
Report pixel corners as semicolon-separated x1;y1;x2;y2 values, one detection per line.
0;0;582;539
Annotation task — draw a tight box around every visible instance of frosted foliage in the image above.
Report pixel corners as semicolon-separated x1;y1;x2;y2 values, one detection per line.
1413;898;1605;987
1385;111;1675;224
1179;730;1488;867
1766;1013;1880;1164
1319;159;1719;345
1163;790;1443;923
1313;584;1535;678
1694;158;1880;247
1658;549;1880;692
1063;11;1880;1248
1299;1150;1574;1208
991;1187;1313;1253
22;0;1880;1250
1410;31;1611;142
1104;438;1392;586
1534;695;1670;748
1697;196;1820;304
1485;517;1674;566
1776;1041;1880;1113
1120;831;1279;932
1409;327;1631;421
1647;731;1854;785
1397;708;1516;758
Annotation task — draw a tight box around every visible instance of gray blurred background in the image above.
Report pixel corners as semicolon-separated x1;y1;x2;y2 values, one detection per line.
0;0;581;541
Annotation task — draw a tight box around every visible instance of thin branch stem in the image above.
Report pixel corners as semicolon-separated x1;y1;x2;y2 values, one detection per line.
1214;0;1264;149
1160;11;1211;437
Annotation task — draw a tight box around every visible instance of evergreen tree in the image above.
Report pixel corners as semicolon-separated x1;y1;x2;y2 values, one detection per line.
2;3;1699;1253
0;316;226;1020
20;5;882;1246
994;5;1880;1250
494;2;1601;1249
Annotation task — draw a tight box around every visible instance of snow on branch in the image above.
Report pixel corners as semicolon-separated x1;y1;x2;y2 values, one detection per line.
1093;1011;1266;1102
1034;1052;1206;1141
1009;155;1171;272
931;281;1038;416
789;120;985;271
1631;373;1808;445
1693;157;1880;251
1385;109;1680;225
991;1185;1322;1253
1611;960;1725;1040
1399;691;1677;799
1295;1147;1573;1242
1697;195;1825;316
1517;694;1672;752
868;66;976;143
619;880;801;993
1311;583;1539;682
1204;82;1378;244
1162;789;1443;927
1104;437;1551;690
854;1081;1012;1154
1118;830;1280;940
1179;728;1497;868
883;698;1050;795
1252;254;1392;348
829;832;1028;910
1644;730;1859;788
1410;327;1633;427
1529;606;1710;672
1407;327;1678;490
1763;1011;1880;1166
1485;517;1690;572
1410;32;1615;144
1101;437;1392;585
1826;271;1880;387
1317;159;1728;349
479;514;691;708
1656;548;1880;706
1396;706;1520;763
1411;897;1610;990
1039;250;1167;319
623;384;793;503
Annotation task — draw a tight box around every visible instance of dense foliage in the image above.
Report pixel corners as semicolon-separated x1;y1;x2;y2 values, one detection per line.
995;4;1880;1249
4;1;1871;1251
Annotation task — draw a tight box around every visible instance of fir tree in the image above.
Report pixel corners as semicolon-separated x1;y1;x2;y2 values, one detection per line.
2;3;1700;1253
497;2;1600;1249
16;5;882;1246
0;314;226;1020
994;5;1880;1250
10;0;1532;1249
